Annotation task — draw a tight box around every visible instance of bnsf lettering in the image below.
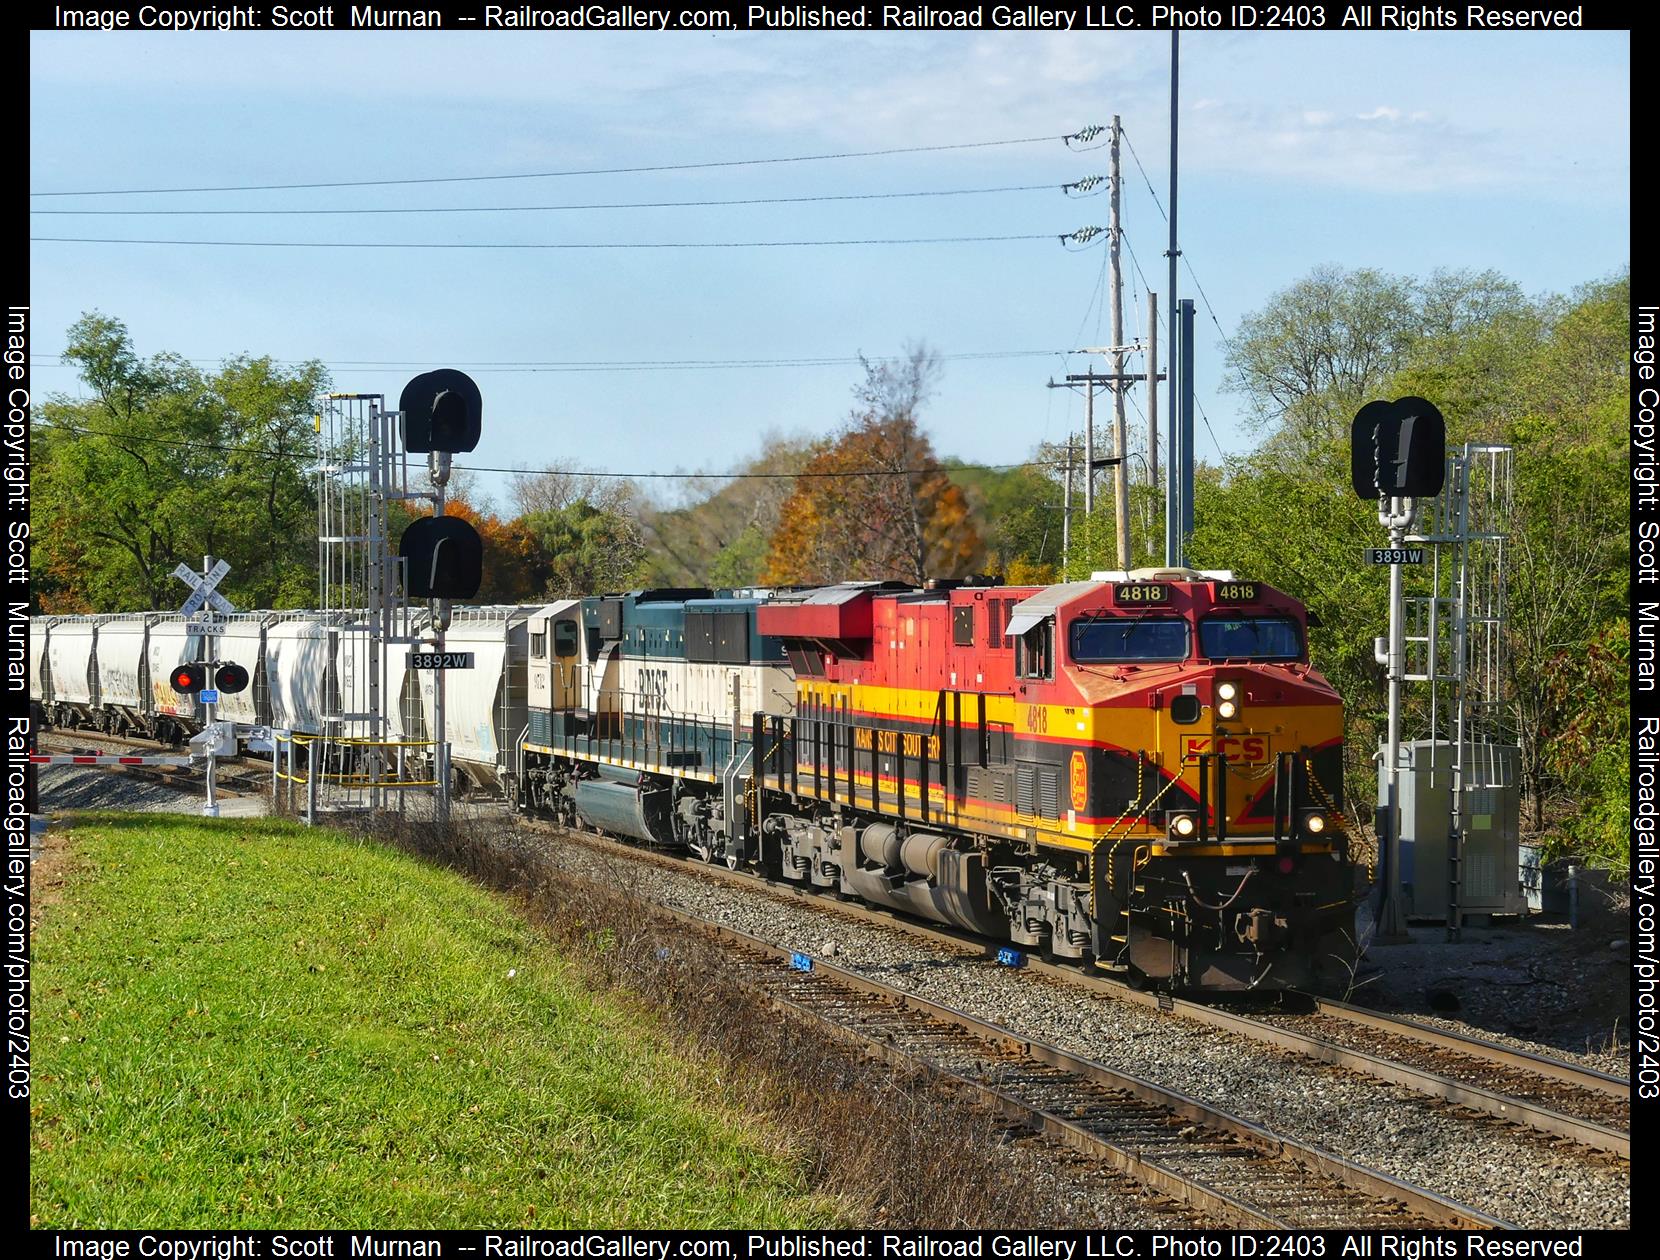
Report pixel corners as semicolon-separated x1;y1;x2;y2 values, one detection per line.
637;667;668;708
1181;734;1269;765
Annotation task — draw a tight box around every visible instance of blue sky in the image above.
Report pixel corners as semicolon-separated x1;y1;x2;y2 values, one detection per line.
29;29;1629;511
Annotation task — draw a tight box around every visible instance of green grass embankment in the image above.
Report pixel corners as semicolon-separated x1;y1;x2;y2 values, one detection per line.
30;813;833;1229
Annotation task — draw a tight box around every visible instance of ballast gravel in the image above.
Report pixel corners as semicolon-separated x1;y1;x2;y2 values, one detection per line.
505;823;1629;1232
36;764;202;812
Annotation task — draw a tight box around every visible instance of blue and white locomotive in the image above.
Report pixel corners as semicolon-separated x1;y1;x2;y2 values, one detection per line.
518;589;792;861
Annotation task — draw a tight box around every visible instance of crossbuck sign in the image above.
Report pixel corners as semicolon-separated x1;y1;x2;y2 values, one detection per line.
175;559;236;618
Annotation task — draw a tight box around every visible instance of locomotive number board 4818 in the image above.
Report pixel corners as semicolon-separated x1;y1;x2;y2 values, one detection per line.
1113;582;1170;605
411;652;476;669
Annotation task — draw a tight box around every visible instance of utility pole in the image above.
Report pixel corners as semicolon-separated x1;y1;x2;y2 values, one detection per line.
1165;31;1182;569
1147;292;1159;488
1061;437;1075;580
1051;367;1155;570
1084;366;1096;514
1108;114;1129;570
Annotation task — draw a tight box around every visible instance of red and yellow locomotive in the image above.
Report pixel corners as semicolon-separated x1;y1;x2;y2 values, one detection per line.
754;569;1355;991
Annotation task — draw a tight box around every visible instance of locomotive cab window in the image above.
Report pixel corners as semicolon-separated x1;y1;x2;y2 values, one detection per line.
1014;617;1054;680
530;631;547;659
553;619;579;657
1070;616;1189;663
1198;616;1302;661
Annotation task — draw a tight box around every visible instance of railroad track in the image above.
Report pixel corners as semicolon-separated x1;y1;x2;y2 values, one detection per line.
520;815;1630;1161
648;900;1511;1229
35;736;1626;1165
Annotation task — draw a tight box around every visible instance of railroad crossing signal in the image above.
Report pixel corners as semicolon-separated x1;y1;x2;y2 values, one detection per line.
170;663;206;695
168;659;247;696
174;558;237;617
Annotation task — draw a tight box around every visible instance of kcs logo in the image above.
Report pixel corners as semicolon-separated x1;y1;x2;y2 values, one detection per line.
1069;751;1088;811
1180;734;1269;766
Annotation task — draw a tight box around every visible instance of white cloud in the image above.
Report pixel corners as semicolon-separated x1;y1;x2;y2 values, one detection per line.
29;30;1627;202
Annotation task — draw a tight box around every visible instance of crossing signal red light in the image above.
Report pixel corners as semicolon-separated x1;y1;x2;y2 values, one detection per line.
400;368;482;454
169;663;206;695
215;662;250;694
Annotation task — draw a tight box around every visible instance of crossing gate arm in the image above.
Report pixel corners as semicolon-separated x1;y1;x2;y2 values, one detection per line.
31;753;198;767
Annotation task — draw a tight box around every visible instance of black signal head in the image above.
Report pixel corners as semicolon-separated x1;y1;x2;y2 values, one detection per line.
400;368;482;454
1350;397;1446;499
399;514;484;600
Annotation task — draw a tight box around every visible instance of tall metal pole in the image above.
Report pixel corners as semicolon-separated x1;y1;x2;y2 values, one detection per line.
1375;492;1415;942
1147;291;1159;490
1165;32;1181;568
431;450;453;830
1178;299;1196;549
1109;115;1130;569
1084;368;1096;515
199;554;219;819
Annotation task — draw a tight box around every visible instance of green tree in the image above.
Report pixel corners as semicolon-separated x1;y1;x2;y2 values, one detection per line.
34;313;326;611
633;434;816;587
1204;268;1630;857
1223;266;1527;461
523;500;646;597
946;460;1062;578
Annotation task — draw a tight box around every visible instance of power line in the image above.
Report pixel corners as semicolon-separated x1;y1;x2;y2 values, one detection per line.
32;132;1089;198
1120;125;1232;347
32;348;1068;373
1120;128;1168;225
35;420;1063;481
32;232;1060;250
31;181;1078;217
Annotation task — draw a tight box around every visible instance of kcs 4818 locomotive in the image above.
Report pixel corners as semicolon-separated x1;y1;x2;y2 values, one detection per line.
32;568;1356;992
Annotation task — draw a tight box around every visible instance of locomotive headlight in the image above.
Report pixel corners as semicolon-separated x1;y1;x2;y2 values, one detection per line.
1301;810;1328;836
1169;813;1198;840
1217;699;1239;720
1217;682;1238;702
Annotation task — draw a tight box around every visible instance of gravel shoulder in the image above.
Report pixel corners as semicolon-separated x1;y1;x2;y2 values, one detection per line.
506;822;1629;1231
32;774;1626;1227
1342;902;1631;1076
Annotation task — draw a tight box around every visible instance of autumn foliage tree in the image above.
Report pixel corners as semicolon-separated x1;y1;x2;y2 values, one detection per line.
763;347;980;586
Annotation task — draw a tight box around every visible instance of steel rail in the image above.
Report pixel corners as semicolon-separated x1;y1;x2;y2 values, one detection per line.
524;818;1630;1159
1301;994;1630;1099
648;900;1512;1231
